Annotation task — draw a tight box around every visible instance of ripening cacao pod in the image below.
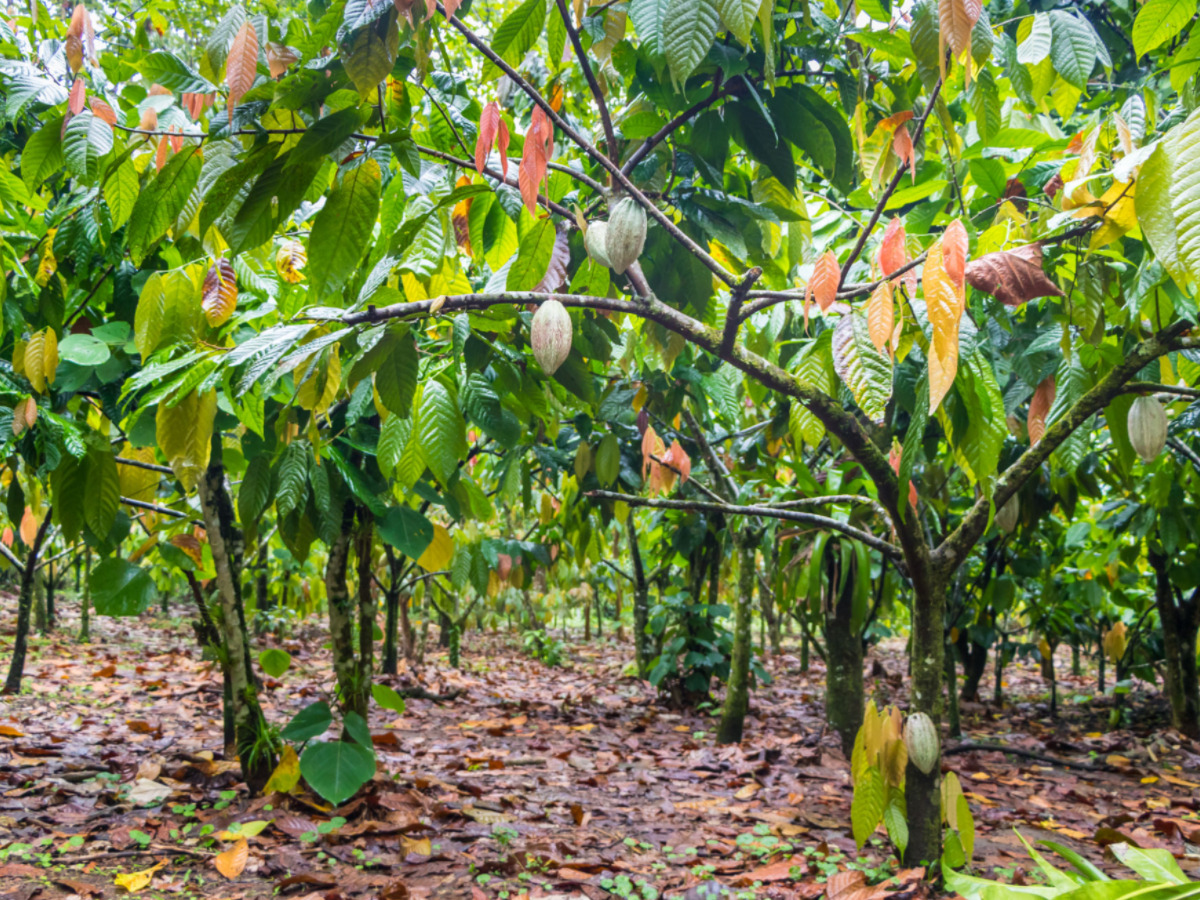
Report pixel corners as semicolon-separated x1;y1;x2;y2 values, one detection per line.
1128;396;1167;462
584;221;612;268
996;496;1019;534
605;197;647;274
902;712;939;775
530;299;572;375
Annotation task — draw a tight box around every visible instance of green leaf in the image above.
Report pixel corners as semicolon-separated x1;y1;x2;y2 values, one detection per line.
956;794;975;860
20;115;64;193
485;0;550;80
1132;0;1194;57
376;506;434;559
376;415;411;479
84;445;120;538
127;146;203;265
300;740;376;806
281;701;333;742
717;0;758;45
372;683;407;715
942;351;1005;493
1017;12;1052;64
63;112;113;183
1110;844;1188;884
832;312;892;425
259;648;292;678
1049;10;1097;90
595;433;619;486
883;800;908;858
507;220;558;292
308;158;382;300
416;380;467;486
91;558;157;617
461;374;521;449
629;0;669;55
343;711;373;748
139;51;218;93
663;0;720;87
276;439;311;517
850;765;885;848
790;331;835;446
57;333;110;366
374;330;419;418
342;14;400;97
1136;134;1188;288
238;455;273;526
286;108;367;169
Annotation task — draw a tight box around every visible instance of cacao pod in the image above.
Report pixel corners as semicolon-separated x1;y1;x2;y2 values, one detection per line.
1103;621;1127;664
584;221;612;268
1127;395;1167;462
902;712;939;775
605;197;647;274
995;496;1019;534
530;299;572;375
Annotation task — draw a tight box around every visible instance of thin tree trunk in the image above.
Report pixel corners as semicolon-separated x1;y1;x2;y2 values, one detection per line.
78;548;91;643
904;559;946;868
325;501;366;720
3;511;53;694
1150;550;1200;738
824;552;864;757
197;442;274;792
717;531;757;744
45;564;55;632
254;543;270;633
628;515;651;677
355;515;375;712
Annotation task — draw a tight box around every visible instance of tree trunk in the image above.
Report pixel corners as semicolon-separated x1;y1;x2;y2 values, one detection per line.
945;643;961;738
717;532;757;744
904;562;946;868
254;543;270;633
197;442;274;793
823;552;864;757
78;548;91;643
34;570;46;634
325;501;366;721
3;511;53;694
628;516;651;677
355;515;375;714
957;631;988;702
45;565;55;632
1150;550;1200;738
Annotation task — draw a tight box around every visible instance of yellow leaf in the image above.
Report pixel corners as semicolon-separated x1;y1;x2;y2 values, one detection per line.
276;240;307;283
156;389;217;491
924;238;963;413
114;861;166;893
416;524;454;572
866;281;894;355
118;444;161;502
214;836;249;879
263;745;301;794
24;328;58;394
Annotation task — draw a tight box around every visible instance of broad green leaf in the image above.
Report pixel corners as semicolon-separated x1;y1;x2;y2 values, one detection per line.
629;0;669;55
374;330;419;418
376;506;434;559
416;380;467;486
139;51;218;93
850;765;885;848
281;700;333;741
507;219;558;292
342;14;400;97
1049;11;1097;90
372;683;407;714
127;146;203;265
91;558;157;617
663;0;720;88
485;0;550;80
300;739;376;806
84;445;120;538
1132;0;1194;58
717;0;758;45
832;313;892;425
63;112;113;183
259;648;292;677
308;158;382;300
1017;12;1052;64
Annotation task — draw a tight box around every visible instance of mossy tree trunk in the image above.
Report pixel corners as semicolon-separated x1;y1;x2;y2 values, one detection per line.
3;511;53;694
197;441;274;793
1149;549;1200;738
717;530;759;744
325;501;372;722
823;548;864;757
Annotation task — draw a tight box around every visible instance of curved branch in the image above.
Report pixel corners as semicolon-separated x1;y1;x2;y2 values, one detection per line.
414;143;576;219
1121;381;1200;399
553;0;618;172
937;322;1193;572
586;490;907;566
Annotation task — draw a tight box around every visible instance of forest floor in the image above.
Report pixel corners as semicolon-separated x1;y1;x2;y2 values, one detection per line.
0;602;1199;900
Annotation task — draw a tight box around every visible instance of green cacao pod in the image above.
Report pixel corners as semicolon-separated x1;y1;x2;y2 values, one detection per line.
996;496;1019;534
902;712;939;775
584;221;611;268
1127;395;1167;462
604;197;647;274
530;299;572;375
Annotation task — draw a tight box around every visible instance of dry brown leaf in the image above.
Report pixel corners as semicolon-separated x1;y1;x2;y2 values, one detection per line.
964;243;1064;307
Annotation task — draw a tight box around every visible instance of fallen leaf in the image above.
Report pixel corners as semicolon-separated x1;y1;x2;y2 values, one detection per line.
114;861;166;894
214;837;249;879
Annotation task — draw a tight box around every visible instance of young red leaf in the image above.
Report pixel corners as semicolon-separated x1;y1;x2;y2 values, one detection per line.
964;243;1064;307
476;102;500;175
893;123;915;183
226;22;259;115
202;259;238;327
941;219;969;294
1027;376;1055;445
68;79;86;116
806;250;840;313
889;442;918;508
89;97;117;125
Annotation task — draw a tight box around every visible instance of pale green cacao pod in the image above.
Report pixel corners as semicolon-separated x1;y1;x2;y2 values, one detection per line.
903;712;939;775
996;496;1019;534
584;221;611;268
1128;395;1167;462
530;299;572;375
604;197;647;274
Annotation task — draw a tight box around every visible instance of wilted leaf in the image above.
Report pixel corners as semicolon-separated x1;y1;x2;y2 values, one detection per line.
964;243;1064;307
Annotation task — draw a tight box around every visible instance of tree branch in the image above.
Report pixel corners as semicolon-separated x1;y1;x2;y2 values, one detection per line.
553;0;618;176
937;322;1194;572
586;490;907;566
1121;381;1200;399
720;266;763;357
415;144;577;219
1168;437;1200;476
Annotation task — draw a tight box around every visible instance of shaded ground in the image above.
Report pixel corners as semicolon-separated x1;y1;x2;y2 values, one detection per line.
1;602;1199;900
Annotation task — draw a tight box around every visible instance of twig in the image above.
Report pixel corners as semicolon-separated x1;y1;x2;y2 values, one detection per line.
414;143;575;220
554;0;618;177
116;456;174;474
943;741;1112;772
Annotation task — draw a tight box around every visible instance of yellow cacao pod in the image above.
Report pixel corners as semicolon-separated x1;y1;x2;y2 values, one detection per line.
604;197;647;274
1127;396;1167;462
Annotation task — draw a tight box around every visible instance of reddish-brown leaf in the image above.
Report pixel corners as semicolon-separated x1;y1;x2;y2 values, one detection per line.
1027;376;1055;445
877;217;916;294
534;229;570;292
889;442;919;508
444;0;462;17
202;259;238;327
942;218;969;293
68;78;86;115
938;0;982;81
155;135;169;171
265;42;298;78
518;110;552;216
893;122;915;182
805;250;840;315
89;98;117;125
138;107;158;133
964;243;1064;307
476;101;500;175
226;22;259;115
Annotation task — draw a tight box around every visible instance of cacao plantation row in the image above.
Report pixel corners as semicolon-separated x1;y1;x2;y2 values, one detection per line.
0;0;1199;893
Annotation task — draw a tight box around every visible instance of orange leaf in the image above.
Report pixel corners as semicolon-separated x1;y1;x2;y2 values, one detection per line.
877;217;917;295
154;136;169;171
68;79;86;115
893;123;915;183
640;425;665;482
137;107;157;133
805;250;840;317
518;112;551;215
1027;376;1055;445
214;837;248;880
938;0;982;82
202;260;238;327
476;101;500;175
663;440;691;484
941;218;969;294
19;507;37;546
444;0;462;17
964;243;1063;307
226;22;259;115
265;42;298;79
889;442;919;509
89;98;117;125
924;237;963;414
866;281;893;355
